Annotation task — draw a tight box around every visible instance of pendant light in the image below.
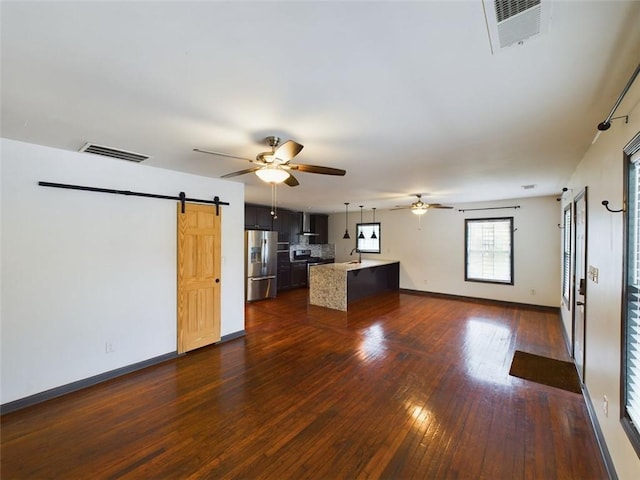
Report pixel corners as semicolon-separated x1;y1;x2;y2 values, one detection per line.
343;202;351;239
358;206;365;239
371;208;377;239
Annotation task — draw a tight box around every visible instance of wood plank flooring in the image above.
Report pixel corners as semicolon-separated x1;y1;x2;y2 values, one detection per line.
1;290;608;479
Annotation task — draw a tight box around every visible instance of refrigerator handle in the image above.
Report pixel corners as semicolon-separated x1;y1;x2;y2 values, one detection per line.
250;275;276;281
262;237;267;275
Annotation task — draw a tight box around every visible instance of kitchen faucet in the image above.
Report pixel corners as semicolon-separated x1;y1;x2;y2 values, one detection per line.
350;247;362;263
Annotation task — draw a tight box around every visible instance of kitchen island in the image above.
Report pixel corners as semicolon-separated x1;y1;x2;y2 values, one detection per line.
309;259;400;311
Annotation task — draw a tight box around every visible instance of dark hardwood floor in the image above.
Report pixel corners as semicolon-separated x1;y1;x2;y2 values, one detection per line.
1;290;608;479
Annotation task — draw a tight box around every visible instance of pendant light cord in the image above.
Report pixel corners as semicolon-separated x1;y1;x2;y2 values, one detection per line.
270;184;278;219
343;202;351;239
358;206;365;239
371;208;377;239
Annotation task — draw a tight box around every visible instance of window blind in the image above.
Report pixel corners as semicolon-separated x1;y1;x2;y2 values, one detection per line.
465;218;513;284
562;206;571;304
626;152;640;431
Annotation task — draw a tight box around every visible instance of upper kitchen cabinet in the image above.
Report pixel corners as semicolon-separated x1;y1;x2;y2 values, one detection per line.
274;210;292;242
289;211;302;244
309;214;328;244
245;204;273;230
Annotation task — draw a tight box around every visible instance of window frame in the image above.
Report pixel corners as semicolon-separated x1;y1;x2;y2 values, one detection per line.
562;204;572;308
621;131;640;458
355;222;381;254
464;216;514;285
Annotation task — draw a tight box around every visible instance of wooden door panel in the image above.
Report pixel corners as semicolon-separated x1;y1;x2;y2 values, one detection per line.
178;203;221;354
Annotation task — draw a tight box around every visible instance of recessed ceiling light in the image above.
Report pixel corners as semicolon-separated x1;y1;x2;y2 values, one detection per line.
522;184;536;190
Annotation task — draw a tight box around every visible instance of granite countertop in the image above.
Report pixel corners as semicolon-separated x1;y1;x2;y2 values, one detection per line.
312;259;399;272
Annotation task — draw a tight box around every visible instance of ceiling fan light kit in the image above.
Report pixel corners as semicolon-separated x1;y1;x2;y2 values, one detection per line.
255;165;290;184
412;207;428;216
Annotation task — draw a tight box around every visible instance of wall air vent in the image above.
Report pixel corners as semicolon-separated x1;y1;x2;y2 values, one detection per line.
483;0;551;53
79;143;149;163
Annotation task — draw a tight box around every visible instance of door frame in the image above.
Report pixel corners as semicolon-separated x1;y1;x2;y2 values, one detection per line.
572;187;588;382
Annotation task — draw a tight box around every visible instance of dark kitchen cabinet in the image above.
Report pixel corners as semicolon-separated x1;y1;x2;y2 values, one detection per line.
245;204;273;230
291;262;307;288
274;210;292;243
289;211;302;244
277;251;292;291
277;263;292;291
309;214;328;244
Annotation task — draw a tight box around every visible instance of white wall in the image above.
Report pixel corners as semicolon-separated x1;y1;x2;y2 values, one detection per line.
328;196;560;307
1;139;245;405
559;82;640;478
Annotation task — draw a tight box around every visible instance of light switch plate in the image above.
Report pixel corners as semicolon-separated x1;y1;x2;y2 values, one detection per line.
588;265;599;284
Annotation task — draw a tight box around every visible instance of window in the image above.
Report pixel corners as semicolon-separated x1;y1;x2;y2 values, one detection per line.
465;217;514;284
356;223;380;253
622;132;640;457
562;205;572;306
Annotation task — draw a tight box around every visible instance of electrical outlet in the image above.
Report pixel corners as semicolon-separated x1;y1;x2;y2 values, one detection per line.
105;342;115;354
530;289;536;295
424;279;428;285
603;395;608;417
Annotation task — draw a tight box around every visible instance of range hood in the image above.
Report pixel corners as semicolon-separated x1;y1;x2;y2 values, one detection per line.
300;213;318;236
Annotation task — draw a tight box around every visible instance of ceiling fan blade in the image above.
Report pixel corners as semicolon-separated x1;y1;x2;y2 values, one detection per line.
428;204;454;209
220;167;261;179
289;164;346;176
194;148;254;163
274;140;304;162
284;173;300;187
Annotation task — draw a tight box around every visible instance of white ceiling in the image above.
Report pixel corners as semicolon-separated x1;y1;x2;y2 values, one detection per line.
2;1;640;213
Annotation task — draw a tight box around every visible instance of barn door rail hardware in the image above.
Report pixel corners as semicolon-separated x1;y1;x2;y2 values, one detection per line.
457;205;520;213
38;181;230;215
592;62;640;144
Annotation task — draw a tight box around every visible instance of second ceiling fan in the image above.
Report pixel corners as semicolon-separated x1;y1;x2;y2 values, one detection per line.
194;136;346;186
392;194;453;215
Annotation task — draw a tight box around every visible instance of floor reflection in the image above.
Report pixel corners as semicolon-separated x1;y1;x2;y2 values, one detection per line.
405;401;436;434
463;318;513;385
357;323;387;362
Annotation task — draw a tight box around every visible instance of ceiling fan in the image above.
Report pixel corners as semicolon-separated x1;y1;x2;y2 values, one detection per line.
391;194;453;215
194;136;346;187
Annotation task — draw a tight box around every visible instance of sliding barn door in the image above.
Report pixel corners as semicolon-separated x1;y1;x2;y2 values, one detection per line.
177;203;221;353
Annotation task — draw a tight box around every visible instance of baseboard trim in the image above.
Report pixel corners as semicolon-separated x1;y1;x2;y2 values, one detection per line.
559;309;573;357
0;352;178;415
221;330;246;343
582;384;618;480
399;288;560;313
1;330;246;415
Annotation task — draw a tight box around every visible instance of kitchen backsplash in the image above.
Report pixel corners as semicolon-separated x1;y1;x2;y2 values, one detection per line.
291;243;335;260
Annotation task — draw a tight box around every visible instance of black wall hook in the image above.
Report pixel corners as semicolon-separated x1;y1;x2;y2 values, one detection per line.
602;200;624;213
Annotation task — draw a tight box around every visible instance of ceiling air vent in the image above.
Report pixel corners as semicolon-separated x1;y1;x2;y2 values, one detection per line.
483;0;551;53
79;143;149;163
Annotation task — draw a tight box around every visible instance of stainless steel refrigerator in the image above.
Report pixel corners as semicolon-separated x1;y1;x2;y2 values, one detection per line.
245;230;278;302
